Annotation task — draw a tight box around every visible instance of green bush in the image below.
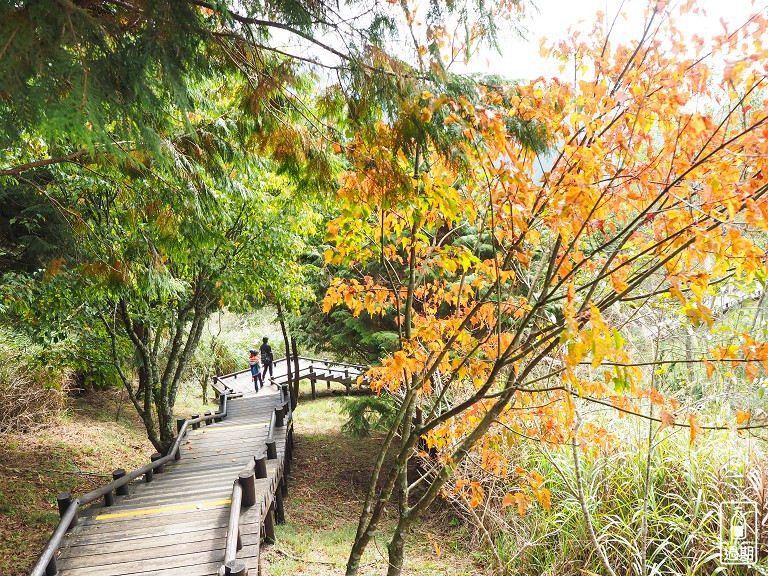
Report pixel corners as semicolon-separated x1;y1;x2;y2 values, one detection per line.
0;329;71;433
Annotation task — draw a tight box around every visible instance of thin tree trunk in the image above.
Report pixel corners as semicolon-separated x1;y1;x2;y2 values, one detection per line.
346;392;415;575
277;302;291;362
278;302;294;403
386;515;412;576
572;433;618;576
291;337;300;409
387;398;416;576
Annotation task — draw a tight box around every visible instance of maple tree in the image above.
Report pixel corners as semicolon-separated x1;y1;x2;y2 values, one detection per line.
321;3;768;574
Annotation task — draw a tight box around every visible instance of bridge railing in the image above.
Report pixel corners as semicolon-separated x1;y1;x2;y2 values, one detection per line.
216;355;370;401
220;383;293;576
30;391;241;576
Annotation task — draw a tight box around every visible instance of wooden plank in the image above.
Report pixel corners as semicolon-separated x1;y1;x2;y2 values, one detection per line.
74;504;232;532
59;522;261;558
62;517;231;546
60;532;260;570
55;543;259;576
59;561;223;576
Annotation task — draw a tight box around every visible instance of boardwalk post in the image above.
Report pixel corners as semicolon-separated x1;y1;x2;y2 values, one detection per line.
239;470;256;507
344;368;351;394
275;484;285;524
254;456;268;479
309;365;316;399
274;406;284;428
57;492;77;529
204;411;212;425
45;557;56;576
266;440;277;460
144;464;154;483
191;414;200;429
113;469;129;496
104;488;114;506
174;419;186;461
224;559;247;576
218;387;225;414
151;452;164;473
214;410;223;423
264;503;276;544
290;337;300;409
284;429;292;479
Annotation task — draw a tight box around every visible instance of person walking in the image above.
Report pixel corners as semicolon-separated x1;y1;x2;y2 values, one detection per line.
249;349;263;390
260;337;274;381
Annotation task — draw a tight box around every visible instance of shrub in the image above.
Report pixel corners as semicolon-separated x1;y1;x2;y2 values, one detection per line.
0;330;72;434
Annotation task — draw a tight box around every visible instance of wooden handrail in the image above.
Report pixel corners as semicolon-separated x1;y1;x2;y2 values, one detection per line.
223;481;244;568
219;385;291;576
295;355;367;371
29;391;240;576
216;357;289;382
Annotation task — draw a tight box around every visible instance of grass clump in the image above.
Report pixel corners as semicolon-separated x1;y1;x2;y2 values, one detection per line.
0;329;72;435
442;411;767;576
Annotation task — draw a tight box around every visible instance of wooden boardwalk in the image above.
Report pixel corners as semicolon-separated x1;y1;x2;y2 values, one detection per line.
31;355;367;576
41;385;290;576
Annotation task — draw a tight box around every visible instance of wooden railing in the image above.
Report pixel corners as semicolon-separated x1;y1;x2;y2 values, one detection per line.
219;383;293;576
29;391;241;576
214;355;369;402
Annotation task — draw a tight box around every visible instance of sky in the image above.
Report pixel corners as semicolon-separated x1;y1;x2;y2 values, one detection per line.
465;0;765;80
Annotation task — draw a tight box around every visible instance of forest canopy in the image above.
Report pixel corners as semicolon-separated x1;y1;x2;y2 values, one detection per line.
3;0;768;575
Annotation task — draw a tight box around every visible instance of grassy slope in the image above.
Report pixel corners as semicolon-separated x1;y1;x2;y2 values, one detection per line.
262;384;487;576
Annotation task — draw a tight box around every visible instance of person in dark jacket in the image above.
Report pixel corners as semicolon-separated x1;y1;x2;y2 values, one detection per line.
260;337;273;381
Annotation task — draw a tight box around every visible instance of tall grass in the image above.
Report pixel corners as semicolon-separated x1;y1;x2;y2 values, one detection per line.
444;412;766;575
0;329;72;434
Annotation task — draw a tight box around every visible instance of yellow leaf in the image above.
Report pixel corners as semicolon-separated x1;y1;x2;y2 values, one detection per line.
659;409;675;432
536;488;551;511
421;107;433;123
736;411;751;425
514;492;529;516
746;361;758;383
688;414;700;444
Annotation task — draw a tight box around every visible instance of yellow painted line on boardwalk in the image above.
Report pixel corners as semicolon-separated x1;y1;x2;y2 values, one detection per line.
189;422;269;434
95;499;231;520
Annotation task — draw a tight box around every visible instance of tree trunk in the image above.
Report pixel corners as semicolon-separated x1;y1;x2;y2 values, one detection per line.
346;393;419;575
278;302;294;405
291;336;300;409
277;301;290;362
386;515;412;576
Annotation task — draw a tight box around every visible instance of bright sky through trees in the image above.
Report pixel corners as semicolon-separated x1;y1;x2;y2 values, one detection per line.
466;0;764;80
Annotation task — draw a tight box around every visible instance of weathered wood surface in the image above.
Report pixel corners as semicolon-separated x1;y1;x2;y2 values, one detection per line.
52;385;288;576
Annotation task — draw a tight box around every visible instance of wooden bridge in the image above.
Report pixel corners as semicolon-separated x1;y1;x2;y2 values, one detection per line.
29;355;367;576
